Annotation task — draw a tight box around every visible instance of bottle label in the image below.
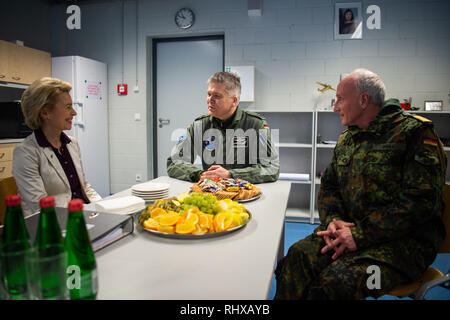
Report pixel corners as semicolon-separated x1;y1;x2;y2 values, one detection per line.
67;265;98;299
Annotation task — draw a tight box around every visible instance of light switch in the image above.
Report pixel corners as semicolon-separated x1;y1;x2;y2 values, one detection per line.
134;113;141;121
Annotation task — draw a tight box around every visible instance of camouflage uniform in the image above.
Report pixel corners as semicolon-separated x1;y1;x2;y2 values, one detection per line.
166;106;280;183
275;99;447;300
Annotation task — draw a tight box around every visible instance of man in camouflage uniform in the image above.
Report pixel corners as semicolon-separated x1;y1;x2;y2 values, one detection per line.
274;69;447;299
167;72;279;184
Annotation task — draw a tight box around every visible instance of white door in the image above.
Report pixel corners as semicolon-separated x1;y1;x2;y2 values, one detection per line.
154;36;223;177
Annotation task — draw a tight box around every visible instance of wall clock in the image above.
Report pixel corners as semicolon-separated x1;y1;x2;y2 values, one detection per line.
175;8;195;29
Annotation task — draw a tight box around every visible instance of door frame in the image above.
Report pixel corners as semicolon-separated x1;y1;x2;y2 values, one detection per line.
150;35;225;178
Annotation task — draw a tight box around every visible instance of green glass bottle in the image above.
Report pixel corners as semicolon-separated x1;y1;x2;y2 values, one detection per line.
34;196;63;251
33;196;66;299
2;195;30;246
64;199;98;300
1;195;30;299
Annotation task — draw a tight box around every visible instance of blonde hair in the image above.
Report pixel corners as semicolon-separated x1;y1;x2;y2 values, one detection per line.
21;77;72;129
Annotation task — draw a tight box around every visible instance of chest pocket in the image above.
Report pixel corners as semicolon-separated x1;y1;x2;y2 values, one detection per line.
363;144;406;183
335;149;352;182
414;146;440;166
337;154;350;166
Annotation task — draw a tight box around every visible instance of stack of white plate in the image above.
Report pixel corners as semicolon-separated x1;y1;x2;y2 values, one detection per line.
131;182;170;202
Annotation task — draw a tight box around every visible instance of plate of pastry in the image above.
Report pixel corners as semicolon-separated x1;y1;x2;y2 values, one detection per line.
190;178;261;202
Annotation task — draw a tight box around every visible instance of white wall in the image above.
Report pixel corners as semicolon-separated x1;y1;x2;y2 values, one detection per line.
50;0;450;193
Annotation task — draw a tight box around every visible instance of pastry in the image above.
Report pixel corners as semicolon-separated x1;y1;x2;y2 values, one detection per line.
191;178;260;200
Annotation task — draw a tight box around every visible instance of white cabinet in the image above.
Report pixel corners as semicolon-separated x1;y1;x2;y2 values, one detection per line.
254;108;450;224
253;110;316;223
313;110;345;222
225;66;254;102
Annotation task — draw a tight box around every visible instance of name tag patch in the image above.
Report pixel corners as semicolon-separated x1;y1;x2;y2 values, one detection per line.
233;136;248;148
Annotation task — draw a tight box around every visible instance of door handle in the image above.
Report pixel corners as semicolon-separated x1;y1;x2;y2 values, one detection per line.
73;102;84;126
158;118;170;128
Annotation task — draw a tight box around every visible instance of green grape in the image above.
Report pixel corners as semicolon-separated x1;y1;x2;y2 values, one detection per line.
181;193;218;215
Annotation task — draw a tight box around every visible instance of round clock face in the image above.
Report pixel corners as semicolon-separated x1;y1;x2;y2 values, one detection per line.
175;8;195;29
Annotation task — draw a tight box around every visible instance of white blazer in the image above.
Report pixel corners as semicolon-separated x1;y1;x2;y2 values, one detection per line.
12;132;101;217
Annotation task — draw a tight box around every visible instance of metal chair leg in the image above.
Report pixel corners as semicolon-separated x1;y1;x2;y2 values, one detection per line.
414;272;450;300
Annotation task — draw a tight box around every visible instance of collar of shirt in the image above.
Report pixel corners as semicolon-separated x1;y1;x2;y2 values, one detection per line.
34;129;71;148
211;106;242;129
367;100;403;133
348;99;403;137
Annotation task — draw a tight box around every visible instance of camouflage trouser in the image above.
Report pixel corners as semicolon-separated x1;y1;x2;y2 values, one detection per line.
274;230;411;300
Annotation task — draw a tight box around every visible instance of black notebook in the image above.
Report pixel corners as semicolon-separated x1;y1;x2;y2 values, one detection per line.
1;207;134;252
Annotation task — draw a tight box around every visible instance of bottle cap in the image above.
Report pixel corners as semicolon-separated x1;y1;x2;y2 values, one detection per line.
5;194;21;206
68;199;84;212
39;196;55;209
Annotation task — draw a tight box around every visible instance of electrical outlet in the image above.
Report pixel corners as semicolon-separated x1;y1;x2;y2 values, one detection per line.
135;174;142;182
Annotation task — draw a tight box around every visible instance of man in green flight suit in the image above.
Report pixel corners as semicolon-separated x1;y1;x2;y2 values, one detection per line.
275;68;447;299
167;71;280;184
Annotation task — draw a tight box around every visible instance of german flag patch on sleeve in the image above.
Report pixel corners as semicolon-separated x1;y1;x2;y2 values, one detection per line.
423;138;438;147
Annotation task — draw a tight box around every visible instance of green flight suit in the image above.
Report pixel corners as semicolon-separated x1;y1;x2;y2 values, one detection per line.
166;106;280;184
275;99;447;300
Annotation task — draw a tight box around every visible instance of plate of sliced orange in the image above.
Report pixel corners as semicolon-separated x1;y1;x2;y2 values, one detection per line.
137;197;252;239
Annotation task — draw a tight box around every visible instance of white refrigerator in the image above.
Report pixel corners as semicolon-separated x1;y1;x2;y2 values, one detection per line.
52;56;110;197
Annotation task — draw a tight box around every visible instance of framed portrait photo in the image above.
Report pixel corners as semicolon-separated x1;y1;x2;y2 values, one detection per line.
424;100;443;111
334;2;363;40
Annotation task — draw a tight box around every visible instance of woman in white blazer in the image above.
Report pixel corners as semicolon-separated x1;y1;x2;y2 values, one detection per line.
13;77;101;217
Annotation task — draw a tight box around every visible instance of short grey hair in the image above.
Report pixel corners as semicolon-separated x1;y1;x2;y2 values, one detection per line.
207;71;241;99
351;68;386;107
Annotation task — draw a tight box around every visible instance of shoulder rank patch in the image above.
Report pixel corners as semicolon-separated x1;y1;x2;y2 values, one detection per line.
423;138;438;147
412;115;432;123
245;110;265;121
194;114;210;121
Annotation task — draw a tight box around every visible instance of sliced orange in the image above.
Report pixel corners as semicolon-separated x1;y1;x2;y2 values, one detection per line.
232;213;242;227
151;207;166;219
157;225;175;233
201;214;214;230
198;214;210;229
206;214;215;233
215;199;232;213
185;207;200;215
185;212;199;225
175;223;196;234
192;224;208;235
177;215;186;225
143;218;159;230
159;212;181;226
213;211;234;232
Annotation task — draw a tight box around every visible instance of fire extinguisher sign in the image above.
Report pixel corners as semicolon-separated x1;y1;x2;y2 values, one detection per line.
117;84;128;95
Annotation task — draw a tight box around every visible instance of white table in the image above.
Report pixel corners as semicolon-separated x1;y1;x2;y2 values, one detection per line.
86;176;290;300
